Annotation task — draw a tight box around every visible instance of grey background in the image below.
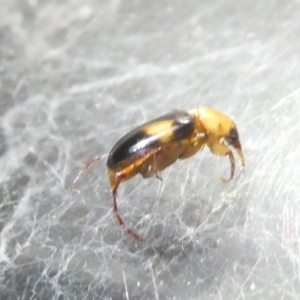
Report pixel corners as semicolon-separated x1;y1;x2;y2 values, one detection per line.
0;0;299;299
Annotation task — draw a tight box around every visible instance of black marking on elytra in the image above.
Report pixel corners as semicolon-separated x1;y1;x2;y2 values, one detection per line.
107;110;195;169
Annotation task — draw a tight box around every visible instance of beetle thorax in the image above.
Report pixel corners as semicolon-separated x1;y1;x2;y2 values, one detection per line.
193;107;236;137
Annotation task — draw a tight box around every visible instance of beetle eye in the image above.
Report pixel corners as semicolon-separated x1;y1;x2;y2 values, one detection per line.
226;128;238;145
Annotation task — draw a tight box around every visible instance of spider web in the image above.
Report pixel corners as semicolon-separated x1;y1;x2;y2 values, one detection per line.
0;0;300;299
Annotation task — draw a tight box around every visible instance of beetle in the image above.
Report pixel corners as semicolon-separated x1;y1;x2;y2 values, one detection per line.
71;107;245;241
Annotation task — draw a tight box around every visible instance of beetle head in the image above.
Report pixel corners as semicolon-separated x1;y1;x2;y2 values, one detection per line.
190;107;245;166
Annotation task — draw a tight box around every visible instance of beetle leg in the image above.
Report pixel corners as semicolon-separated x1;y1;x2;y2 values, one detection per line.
110;148;161;241
70;155;103;193
112;177;145;241
220;150;235;182
155;172;163;181
207;137;236;182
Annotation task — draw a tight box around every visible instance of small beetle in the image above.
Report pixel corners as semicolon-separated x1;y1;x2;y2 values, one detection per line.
71;107;245;240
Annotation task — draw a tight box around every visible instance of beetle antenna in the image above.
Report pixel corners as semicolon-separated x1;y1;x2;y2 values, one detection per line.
70;154;107;193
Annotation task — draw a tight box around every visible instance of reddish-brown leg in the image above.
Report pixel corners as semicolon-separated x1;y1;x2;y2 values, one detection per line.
220;150;235;182
110;148;161;241
70;155;103;192
112;177;145;241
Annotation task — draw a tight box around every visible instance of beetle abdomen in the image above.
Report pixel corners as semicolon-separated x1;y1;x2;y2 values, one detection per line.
107;110;194;170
